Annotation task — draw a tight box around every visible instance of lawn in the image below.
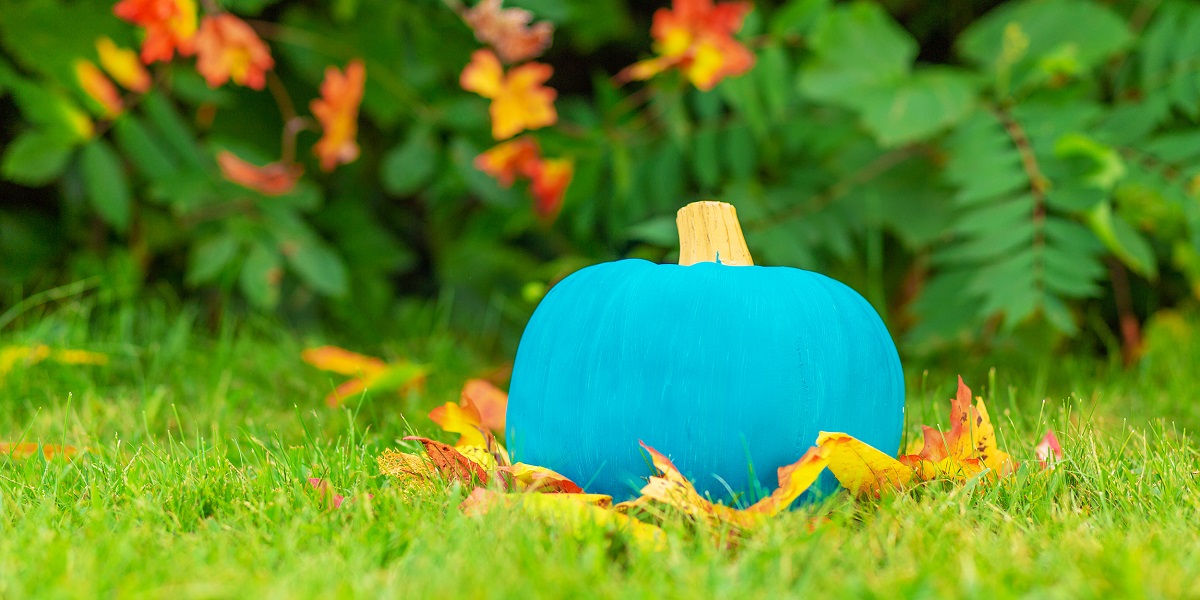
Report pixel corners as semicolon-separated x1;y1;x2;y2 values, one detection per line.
2;299;1199;599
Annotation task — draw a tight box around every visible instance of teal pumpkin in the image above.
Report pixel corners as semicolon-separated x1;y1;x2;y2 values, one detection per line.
505;202;904;501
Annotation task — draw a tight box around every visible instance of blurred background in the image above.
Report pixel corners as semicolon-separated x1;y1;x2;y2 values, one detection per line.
3;0;1200;368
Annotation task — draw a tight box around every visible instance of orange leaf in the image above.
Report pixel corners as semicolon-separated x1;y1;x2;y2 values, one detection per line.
195;14;274;90
403;436;492;488
475;137;541;187
311;60;365;171
0;442;81;460
463;0;554;64
631;441;827;530
497;462;584;494
302;346;387;377
460;378;508;433
113;0;198;63
816;432;913;497
460;50;557;140
217;151;302;196
918;376;1014;474
96;37;151;93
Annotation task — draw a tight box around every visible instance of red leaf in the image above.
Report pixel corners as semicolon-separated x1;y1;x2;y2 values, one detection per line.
403;436;491;487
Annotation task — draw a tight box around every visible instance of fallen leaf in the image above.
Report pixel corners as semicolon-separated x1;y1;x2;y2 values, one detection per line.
460;379;508;433
377;449;438;492
918;376;1014;473
0;442;82;460
403;436;492;488
429;400;490;448
629;441;828;530
461;488;665;551
497;462;585;494
1035;430;1063;469
816;432;913;496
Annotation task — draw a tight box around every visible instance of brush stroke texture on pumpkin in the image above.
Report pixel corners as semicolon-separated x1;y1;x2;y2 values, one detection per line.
461;488;666;550
620;441;829;530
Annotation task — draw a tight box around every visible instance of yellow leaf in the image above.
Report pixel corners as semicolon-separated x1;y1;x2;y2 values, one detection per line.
631;442;828;530
498;462;585;493
816;432;913;497
461;488;665;551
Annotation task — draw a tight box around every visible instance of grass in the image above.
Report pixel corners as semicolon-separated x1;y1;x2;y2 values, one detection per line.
2;298;1200;599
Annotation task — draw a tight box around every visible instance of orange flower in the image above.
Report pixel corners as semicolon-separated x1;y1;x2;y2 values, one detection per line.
621;0;754;91
113;0;198;63
460;49;557;140
310;60;366;172
96;37;151;93
195;14;274;90
474;137;541;186
529;157;572;220
217;151;302;196
463;0;553;64
74;60;123;118
475;137;572;220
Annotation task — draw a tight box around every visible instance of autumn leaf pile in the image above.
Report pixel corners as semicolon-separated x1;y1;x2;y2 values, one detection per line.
301;347;1064;548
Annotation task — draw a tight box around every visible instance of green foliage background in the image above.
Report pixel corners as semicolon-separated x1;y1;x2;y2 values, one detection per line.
3;0;1200;355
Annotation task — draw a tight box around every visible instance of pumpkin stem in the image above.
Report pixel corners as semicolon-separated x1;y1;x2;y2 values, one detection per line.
676;201;754;266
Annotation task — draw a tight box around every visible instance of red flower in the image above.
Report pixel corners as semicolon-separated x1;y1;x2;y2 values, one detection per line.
217;151;302;196
310;60;366;172
113;0;198;63
529;157;572;220
475;137;572;221
621;0;754;91
195;14;274;90
474;137;541;186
